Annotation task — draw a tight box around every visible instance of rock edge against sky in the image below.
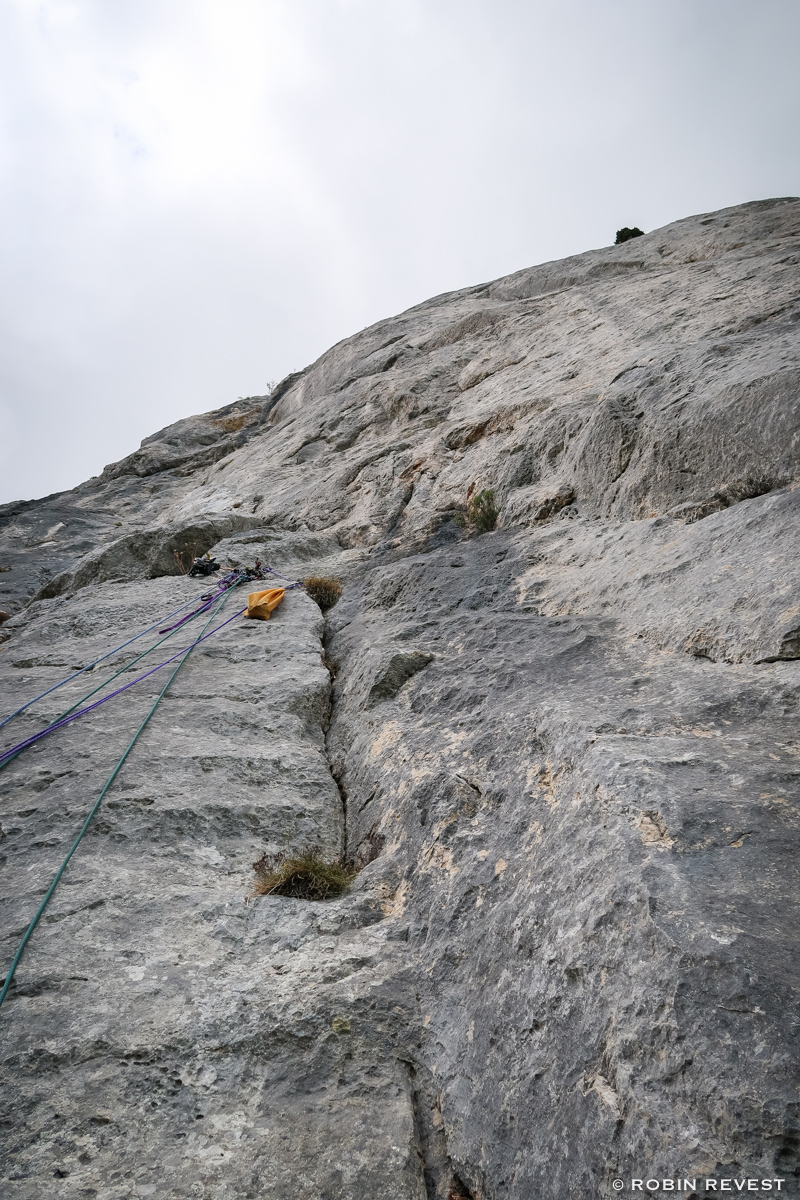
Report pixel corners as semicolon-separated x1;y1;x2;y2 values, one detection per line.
0;197;798;1199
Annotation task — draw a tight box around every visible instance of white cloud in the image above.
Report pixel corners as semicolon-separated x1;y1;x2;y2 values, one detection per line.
0;0;798;501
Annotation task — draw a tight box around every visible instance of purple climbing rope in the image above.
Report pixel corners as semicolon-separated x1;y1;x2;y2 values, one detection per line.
0;605;246;767
158;573;242;633
262;565;305;588
0;586;229;732
0;567;297;758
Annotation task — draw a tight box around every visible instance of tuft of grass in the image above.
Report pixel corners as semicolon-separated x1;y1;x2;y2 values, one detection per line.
212;410;259;433
303;576;343;610
719;475;781;505
455;488;499;535
251;848;356;901
615;226;644;244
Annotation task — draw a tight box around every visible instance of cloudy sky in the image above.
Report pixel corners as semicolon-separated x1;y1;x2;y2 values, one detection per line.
0;0;798;504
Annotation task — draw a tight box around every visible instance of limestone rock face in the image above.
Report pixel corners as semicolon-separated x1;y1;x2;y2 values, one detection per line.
1;197;799;1199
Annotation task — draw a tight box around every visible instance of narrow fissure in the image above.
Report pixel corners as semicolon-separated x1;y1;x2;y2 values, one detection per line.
320;625;348;862
404;1060;477;1200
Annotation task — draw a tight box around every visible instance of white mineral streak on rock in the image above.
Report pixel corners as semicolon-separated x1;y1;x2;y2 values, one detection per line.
1;198;799;1198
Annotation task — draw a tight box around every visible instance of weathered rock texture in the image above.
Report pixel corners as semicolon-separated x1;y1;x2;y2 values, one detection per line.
1;197;799;1199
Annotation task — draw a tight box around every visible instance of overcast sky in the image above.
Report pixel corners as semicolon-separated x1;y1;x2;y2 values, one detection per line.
0;0;798;504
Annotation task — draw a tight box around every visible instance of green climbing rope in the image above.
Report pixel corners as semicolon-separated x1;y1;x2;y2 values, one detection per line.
0;595;223;776
0;582;241;1012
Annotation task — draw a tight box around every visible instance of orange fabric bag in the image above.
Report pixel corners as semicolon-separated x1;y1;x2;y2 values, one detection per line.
245;588;285;620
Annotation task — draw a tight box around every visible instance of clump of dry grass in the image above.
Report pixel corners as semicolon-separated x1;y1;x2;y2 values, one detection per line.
212;411;258;433
303;577;343;610
251;848;356;901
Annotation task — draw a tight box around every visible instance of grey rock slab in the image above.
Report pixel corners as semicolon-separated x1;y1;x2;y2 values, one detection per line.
325;529;800;1195
0;580;430;1198
512;486;800;664
33;512;265;601
1;199;799;1198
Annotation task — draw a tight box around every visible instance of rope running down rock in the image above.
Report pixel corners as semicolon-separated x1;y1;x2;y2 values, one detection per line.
0;582;241;1012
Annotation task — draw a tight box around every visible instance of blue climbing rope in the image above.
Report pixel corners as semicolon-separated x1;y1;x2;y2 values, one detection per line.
0;604;247;769
0;582;235;731
0;578;248;773
0;582;241;1012
0;572;249;772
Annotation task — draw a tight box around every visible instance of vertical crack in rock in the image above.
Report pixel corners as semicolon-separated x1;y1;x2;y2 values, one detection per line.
320;623;349;860
405;1060;477;1200
2;198;799;1196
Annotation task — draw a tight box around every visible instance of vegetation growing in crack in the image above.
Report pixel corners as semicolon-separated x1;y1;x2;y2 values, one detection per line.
303;576;343;610
454;488;499;535
251;848;356;900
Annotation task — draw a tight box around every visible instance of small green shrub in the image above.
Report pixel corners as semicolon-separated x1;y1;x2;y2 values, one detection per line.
470;489;499;532
303;576;343;610
456;488;498;534
615;226;644;244
251;848;355;901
